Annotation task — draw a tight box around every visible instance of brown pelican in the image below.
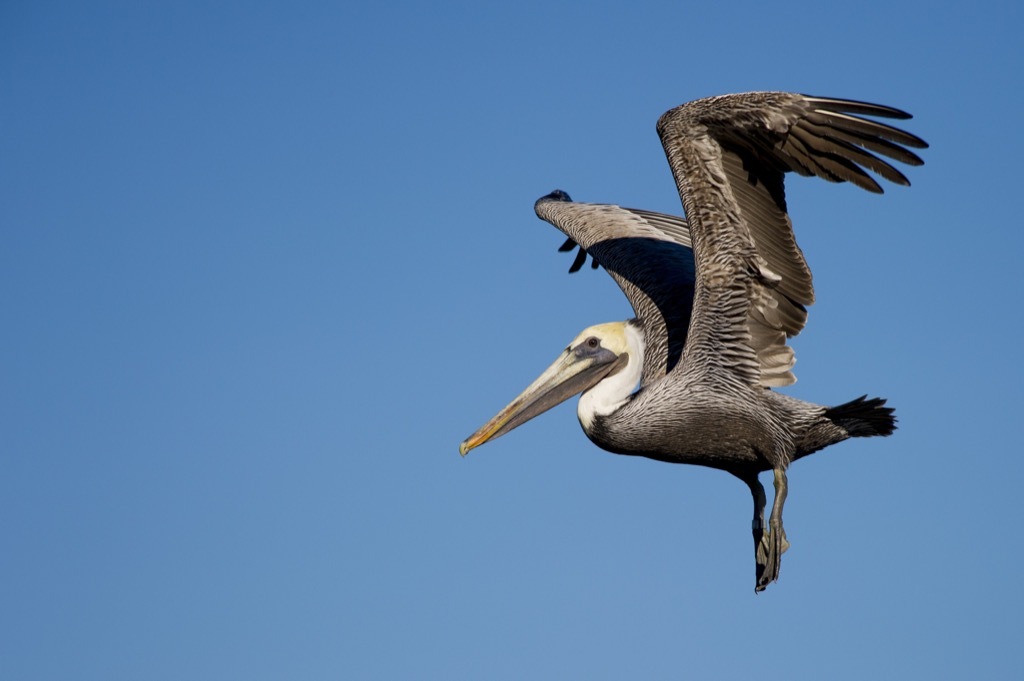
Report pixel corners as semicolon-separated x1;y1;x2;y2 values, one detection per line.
460;92;926;592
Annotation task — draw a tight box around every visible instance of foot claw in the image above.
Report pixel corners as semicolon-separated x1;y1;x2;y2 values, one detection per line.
754;521;788;593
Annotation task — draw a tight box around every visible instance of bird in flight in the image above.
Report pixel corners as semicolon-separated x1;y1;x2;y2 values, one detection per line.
460;92;927;592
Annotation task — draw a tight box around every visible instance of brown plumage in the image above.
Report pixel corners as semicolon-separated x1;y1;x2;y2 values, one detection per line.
462;92;926;591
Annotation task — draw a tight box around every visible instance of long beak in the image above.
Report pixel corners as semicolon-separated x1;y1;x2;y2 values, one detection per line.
459;349;624;456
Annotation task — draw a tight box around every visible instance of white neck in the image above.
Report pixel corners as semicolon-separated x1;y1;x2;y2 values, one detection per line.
577;323;644;431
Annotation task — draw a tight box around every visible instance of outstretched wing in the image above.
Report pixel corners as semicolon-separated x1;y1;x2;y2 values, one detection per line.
656;92;927;387
535;192;695;386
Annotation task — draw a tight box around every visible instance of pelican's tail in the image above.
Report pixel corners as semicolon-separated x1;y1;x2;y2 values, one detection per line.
825;395;896;438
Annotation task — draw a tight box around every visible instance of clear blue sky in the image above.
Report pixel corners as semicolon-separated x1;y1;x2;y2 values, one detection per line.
3;1;1022;679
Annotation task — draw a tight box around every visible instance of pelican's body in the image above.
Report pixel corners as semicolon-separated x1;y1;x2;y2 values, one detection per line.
461;92;925;591
569;319;885;472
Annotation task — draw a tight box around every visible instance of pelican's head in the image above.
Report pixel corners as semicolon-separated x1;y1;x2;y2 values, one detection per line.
459;321;636;456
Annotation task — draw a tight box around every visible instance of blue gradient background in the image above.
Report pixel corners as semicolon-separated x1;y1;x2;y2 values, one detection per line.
3;1;1021;679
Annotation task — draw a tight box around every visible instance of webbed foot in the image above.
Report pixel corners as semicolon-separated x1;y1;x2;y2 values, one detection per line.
754;467;790;593
754;519;789;592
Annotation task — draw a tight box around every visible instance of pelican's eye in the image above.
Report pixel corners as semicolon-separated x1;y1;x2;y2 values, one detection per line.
574;336;603;358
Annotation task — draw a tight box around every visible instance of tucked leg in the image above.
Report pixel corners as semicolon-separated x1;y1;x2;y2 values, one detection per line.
755;467;791;592
744;475;767;565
